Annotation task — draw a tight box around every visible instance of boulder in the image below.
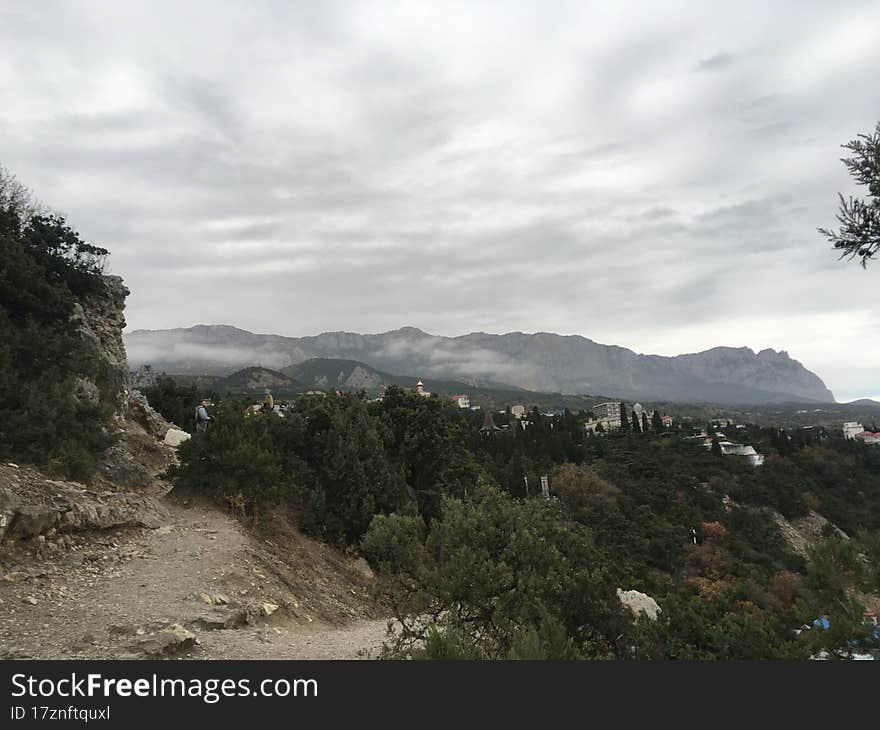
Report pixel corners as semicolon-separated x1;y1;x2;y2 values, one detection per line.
163;429;191;447
135;624;197;657
127;389;174;439
0;464;169;540
617;588;661;620
96;441;156;491
188;606;249;631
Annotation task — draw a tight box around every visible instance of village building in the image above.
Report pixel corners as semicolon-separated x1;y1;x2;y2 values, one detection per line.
416;380;431;397
451;394;470;408
704;440;765;466
510;404;526;419
854;431;880;445
843;422;865;440
584;401;623;432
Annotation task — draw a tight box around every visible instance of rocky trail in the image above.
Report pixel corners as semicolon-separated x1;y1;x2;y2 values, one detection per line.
0;487;389;660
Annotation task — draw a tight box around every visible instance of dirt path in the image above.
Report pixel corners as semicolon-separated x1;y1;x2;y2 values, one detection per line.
0;497;389;660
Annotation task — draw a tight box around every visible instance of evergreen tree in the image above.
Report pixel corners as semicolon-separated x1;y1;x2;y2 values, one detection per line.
641;411;650;434
652;410;663;434
631;410;640;433
819;120;880;266
619;403;629;432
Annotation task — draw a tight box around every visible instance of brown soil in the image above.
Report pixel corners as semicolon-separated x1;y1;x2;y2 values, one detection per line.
0;494;389;660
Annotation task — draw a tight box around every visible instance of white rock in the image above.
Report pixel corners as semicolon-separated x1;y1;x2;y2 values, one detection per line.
261;602;279;616
617;588;661;620
163;429;192;447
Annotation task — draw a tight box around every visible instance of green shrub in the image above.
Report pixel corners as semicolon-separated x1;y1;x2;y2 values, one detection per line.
0;186;114;478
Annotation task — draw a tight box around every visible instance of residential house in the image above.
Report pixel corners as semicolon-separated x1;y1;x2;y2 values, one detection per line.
854;431;880;445
843;422;864;440
705;439;765;466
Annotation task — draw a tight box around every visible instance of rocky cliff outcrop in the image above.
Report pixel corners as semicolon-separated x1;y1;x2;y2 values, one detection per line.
0;463;168;543
74;275;132;417
1;272;177;538
767;509;849;559
72;275;173;439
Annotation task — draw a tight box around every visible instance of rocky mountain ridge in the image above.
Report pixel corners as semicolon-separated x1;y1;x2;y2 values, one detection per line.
125;324;835;405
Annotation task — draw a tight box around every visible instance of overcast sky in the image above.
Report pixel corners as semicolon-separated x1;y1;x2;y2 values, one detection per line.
1;1;878;401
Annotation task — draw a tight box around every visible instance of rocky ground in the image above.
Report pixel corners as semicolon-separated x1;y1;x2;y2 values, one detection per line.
0;482;389;660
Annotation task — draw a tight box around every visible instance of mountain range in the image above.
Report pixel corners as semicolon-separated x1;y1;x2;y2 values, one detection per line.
124;325;836;405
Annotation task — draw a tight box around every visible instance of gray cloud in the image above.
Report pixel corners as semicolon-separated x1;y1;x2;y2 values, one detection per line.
697;52;740;71
2;0;879;401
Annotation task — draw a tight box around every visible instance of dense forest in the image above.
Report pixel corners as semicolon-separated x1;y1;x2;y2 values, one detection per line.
165;383;880;659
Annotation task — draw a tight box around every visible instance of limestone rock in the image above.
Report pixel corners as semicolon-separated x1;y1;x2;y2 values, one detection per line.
188;606;249;631
261;602;279;616
96;441;157;491
127;389;174;439
135;623;196;657
768;509;848;560
617;588;661;620
74;276;131;416
164;429;191;447
0;464;169;540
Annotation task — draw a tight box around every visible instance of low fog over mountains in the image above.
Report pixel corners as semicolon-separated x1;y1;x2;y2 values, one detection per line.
125;325;835;405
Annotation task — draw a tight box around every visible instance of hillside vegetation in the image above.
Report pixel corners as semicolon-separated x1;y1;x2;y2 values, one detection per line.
168;386;880;659
0;168;115;478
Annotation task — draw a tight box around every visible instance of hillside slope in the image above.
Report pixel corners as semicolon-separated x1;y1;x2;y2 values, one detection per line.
0;481;386;659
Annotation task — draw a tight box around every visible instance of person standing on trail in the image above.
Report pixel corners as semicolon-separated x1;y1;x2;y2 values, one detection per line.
195;399;212;432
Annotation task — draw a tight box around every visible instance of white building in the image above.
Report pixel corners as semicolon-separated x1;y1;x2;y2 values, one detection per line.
585;401;623;432
705;440;765;467
843;422;865;440
593;402;622;421
511;404;526;419
451;395;470;409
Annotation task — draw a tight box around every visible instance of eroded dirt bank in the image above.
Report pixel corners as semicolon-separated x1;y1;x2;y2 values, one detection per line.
0;489;389;660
